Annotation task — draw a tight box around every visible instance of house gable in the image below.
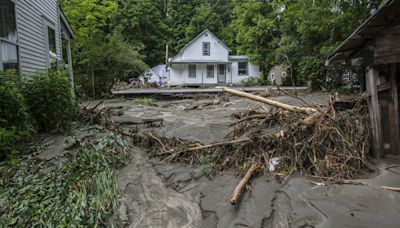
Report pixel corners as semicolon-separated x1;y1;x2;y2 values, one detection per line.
171;29;230;62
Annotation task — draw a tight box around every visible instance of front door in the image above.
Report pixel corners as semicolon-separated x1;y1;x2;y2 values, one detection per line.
218;64;226;83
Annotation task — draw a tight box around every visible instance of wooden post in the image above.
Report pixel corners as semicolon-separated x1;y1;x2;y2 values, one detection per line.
390;63;400;154
366;66;383;158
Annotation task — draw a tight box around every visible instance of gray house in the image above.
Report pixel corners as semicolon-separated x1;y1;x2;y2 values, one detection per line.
0;0;74;74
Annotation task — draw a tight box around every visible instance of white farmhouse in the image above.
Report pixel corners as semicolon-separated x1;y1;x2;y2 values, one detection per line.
168;29;260;86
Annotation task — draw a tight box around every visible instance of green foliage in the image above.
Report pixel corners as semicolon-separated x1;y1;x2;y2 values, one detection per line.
298;56;326;90
231;0;277;68
200;155;214;180
185;3;225;44
61;0;147;98
74;32;147;98
0;71;34;160
113;0;168;66
132;97;156;106
60;0;386;93
0;132;130;227
241;76;270;87
23;71;77;133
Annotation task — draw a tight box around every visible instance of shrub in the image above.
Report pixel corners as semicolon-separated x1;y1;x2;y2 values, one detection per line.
241;76;270;87
132;97;156;106
23;71;77;133
0;71;34;160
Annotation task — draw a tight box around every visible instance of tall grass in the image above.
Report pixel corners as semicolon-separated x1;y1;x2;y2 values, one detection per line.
0;132;130;227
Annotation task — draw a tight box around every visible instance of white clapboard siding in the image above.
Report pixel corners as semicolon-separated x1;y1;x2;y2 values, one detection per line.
16;0;61;74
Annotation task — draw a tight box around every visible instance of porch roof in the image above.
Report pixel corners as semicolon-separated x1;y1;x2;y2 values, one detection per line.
169;59;231;64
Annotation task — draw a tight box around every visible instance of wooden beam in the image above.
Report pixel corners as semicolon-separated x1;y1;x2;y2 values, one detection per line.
389;63;400;155
366;66;383;158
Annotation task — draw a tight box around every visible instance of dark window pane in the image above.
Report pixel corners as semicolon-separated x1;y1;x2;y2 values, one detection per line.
188;65;196;78
62;38;69;64
202;42;210;56
207;65;214;78
238;62;248;75
1;41;18;70
0;0;17;43
48;26;56;54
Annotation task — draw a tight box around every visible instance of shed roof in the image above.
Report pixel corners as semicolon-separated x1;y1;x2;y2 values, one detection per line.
228;55;249;61
326;0;400;65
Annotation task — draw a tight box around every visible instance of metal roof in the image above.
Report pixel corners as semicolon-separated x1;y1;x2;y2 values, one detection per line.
228;55;249;61
326;0;400;65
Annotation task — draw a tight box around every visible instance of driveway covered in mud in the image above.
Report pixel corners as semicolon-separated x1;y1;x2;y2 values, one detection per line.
84;92;400;228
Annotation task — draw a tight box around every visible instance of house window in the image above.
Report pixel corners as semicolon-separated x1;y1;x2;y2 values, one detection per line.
202;42;210;56
238;62;248;75
206;65;214;78
271;73;275;80
0;0;18;71
62;38;69;64
1;41;18;71
47;26;56;55
188;64;196;78
0;0;17;43
282;71;287;77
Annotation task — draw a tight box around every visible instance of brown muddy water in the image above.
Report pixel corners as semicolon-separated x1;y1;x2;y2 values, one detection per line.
79;93;400;227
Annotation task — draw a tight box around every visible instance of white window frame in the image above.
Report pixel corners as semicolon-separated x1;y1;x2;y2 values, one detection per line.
202;42;210;56
238;62;248;76
188;64;196;78
282;71;287;77
42;17;57;66
271;73;275;80
0;0;19;72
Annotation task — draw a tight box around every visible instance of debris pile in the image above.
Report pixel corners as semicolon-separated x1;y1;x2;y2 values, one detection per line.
141;88;372;182
80;88;373;204
112;80;158;90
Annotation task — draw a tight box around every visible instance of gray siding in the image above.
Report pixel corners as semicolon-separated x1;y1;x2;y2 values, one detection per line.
16;0;61;74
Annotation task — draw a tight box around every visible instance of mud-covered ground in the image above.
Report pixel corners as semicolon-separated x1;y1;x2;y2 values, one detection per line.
78;93;400;227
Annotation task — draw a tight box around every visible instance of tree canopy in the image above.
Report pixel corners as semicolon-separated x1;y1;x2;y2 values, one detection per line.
61;0;387;96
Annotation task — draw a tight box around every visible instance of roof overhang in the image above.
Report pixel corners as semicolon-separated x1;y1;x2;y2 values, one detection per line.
326;0;400;66
59;6;75;39
170;60;231;64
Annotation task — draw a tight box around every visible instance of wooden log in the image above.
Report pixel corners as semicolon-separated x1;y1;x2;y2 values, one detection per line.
366;66;383;158
223;87;318;114
381;186;400;192
230;163;259;205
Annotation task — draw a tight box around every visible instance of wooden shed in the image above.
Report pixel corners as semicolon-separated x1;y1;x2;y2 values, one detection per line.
326;0;400;158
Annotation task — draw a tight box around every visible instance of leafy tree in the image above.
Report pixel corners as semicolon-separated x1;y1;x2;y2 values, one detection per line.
74;32;147;98
113;0;168;66
231;0;277;75
166;0;201;55
185;3;228;46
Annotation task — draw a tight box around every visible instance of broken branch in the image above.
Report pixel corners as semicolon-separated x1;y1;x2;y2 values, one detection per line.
223;87;318;114
230;163;259;205
186;138;251;152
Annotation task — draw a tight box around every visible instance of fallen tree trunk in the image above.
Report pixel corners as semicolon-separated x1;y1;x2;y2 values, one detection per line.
230;163;259;205
223;87;318;114
381;186;400;192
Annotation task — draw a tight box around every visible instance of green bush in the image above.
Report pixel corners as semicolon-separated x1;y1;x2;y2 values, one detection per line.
241;76;270;87
23;71;77;133
0;71;34;160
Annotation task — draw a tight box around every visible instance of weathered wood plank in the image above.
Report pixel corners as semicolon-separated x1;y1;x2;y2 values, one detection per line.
366;66;383;158
389;63;400;154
